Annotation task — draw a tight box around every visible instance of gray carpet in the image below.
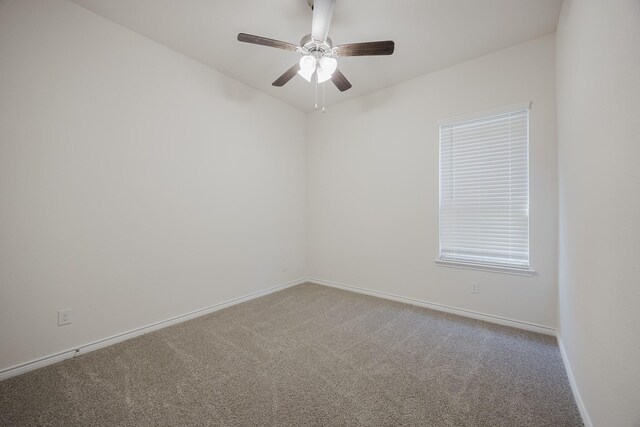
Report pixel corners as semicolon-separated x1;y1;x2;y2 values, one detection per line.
0;283;582;426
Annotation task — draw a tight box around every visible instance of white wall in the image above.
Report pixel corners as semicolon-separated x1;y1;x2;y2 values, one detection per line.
307;35;558;329
0;0;306;372
556;1;640;426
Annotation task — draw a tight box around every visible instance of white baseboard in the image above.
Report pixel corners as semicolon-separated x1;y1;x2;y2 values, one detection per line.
0;278;307;381
308;278;557;336
557;334;593;427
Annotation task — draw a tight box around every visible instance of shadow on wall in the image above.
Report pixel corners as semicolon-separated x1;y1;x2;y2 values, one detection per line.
210;75;259;104
356;85;396;112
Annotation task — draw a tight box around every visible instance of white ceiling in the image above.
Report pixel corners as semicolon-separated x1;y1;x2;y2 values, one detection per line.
70;0;562;112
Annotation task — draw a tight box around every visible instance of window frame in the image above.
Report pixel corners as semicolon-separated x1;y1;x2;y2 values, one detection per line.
435;102;535;276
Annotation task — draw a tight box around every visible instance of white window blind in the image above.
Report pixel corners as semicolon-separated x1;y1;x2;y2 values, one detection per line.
439;108;529;269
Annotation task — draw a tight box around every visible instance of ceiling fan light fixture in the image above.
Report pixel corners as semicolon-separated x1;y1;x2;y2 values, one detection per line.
299;55;316;72
319;56;337;76
316;66;332;83
297;67;315;82
298;54;317;82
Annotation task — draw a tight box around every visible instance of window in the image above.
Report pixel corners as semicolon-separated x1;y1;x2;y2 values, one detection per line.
437;105;532;275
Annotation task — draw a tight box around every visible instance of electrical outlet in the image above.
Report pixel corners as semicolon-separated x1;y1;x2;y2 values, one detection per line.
58;309;72;326
471;282;480;294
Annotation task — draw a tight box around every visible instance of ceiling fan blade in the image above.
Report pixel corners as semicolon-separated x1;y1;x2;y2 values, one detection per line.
272;63;301;87
335;41;395;56
331;69;352;92
311;0;335;42
237;33;299;52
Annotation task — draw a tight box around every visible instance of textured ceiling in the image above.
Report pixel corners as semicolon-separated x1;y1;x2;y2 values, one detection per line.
70;0;562;112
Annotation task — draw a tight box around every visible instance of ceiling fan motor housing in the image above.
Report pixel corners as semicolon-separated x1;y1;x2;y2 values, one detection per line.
300;34;333;58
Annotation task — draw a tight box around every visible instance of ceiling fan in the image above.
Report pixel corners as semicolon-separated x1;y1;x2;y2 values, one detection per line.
237;0;394;94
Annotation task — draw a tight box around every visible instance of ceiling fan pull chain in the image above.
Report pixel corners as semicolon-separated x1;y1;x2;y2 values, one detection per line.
322;81;325;113
315;75;318;110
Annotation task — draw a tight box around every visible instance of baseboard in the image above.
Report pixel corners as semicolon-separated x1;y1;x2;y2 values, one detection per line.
0;278;307;381
308;278;557;336
557;334;593;427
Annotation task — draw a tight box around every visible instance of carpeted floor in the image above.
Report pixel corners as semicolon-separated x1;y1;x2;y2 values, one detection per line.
0;283;582;426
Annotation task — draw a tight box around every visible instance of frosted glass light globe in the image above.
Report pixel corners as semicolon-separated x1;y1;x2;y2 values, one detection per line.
299;55;317;71
319;56;337;76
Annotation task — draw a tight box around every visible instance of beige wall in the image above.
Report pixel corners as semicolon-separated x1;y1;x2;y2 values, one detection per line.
307;35;559;329
556;1;640;426
0;0;306;371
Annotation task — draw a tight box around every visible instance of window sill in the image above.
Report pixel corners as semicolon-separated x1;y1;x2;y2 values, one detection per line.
434;259;536;276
